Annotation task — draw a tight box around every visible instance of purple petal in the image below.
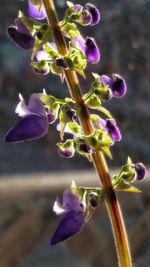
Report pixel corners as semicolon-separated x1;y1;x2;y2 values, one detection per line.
28;94;46;116
134;163;146;181
96;118;106;129
105;119;121;142
72;36;86;54
28;1;46;20
8;27;35;50
5;115;48;142
58;148;74;158
47;111;56;124
79;143;92;154
50;211;84;245
15;18;30;34
35;50;50;61
53;200;66;215
111;74;127;98
63;189;84;212
74;4;83;13
81;9;92;25
100;75;112;87
85;37;100;64
85;4;100;25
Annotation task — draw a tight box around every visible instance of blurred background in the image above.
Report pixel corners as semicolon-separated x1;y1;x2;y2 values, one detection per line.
0;0;150;267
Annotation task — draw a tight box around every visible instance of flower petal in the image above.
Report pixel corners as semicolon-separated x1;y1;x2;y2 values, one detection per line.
105;119;121;142
50;211;84;245
15;18;30;34
134;163;146;181
28;1;46;20
72;36;86;54
111;74;127;98
53;200;66;215
85;37;100;64
8;27;35;50
63;189;84;212
28;93;46;116
4;115;48;142
85;4;100;25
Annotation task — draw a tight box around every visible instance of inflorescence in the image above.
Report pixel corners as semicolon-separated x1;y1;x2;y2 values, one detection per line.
5;0;146;245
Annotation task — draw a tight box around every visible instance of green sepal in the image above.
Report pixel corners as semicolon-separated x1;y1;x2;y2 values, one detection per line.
67;122;81;135
66;1;74;8
61;22;81;39
66;45;87;77
71;180;86;202
50;62;64;78
86;130;112;158
31;26;52;59
31;60;50;74
114;180;141;193
43;43;59;59
85;94;112;118
40;92;56;109
57;139;75;157
18;11;41;33
100;146;112;159
62;2;82;26
59;104;76;140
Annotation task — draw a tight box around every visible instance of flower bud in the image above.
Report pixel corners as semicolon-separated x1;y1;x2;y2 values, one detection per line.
133;163;146;181
100;74;127;98
89;192;99;208
57;140;75;158
32;60;50;75
85;4;100;26
72;36;100;64
105;119;121;142
79;143;92;154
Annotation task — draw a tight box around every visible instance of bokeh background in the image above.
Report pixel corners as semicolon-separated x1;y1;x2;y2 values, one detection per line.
0;0;150;267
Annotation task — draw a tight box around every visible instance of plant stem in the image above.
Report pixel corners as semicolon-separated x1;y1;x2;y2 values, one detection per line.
42;1;132;266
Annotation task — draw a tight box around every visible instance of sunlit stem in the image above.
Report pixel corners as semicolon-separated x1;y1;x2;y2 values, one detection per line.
42;1;133;266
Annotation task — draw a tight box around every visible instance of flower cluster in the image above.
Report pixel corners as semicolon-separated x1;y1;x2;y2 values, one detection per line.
5;1;147;246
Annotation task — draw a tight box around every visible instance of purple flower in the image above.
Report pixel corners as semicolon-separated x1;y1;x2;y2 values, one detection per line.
79;143;93;154
85;3;100;26
8;18;35;50
73;3;100;26
28;0;46;20
132;163;146;181
72;36;100;64
50;188;86;245
58;140;75;158
58;148;74;158
32;50;50;75
100;74;127;98
96;118;121;142
4;94;48;142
